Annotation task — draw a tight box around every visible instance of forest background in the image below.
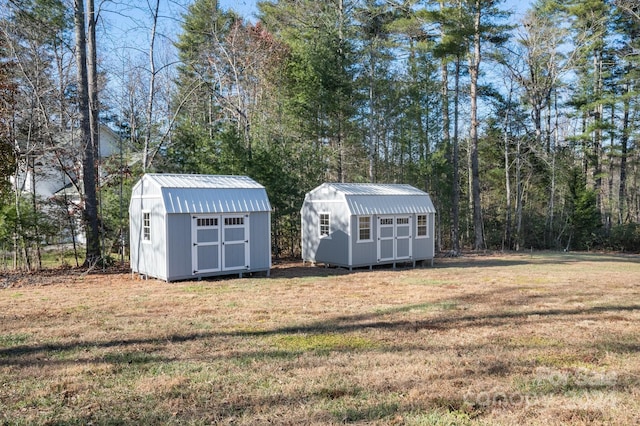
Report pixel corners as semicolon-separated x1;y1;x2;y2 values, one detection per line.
1;0;639;269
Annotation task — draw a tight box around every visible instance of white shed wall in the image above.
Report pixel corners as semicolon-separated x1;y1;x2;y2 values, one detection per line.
301;183;436;269
129;195;168;280
130;174;272;281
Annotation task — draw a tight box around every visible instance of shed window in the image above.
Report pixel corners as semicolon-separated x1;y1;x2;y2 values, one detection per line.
319;213;330;236
358;216;371;242
417;214;428;237
197;217;218;227
143;212;151;241
224;217;244;226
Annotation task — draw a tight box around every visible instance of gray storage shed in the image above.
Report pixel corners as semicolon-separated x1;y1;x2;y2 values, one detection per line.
301;183;436;269
130;174;271;281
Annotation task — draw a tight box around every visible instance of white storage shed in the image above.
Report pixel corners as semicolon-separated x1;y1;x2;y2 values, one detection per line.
129;174;271;281
301;183;436;269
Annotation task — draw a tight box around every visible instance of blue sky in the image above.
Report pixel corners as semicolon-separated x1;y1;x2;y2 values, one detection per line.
219;0;534;23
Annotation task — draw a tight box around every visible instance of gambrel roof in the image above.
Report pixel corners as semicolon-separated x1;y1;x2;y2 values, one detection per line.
130;174;271;214
303;183;436;215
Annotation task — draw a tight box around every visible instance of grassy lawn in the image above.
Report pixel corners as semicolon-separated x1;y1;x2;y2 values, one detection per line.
1;252;639;425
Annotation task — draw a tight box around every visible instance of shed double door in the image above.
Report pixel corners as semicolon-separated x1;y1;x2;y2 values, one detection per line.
377;215;412;263
191;214;250;274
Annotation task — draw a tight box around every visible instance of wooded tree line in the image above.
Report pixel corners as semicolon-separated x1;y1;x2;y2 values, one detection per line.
1;0;639;269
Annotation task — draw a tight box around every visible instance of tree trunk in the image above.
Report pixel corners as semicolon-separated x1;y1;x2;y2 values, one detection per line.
30;155;42;270
515;136;523;251
619;86;629;224
452;56;461;255
337;0;345;183
440;0;457;254
74;0;100;266
606;104;615;234
593;51;603;211
368;40;375;183
87;0;101;260
503;88;512;251
142;0;160;172
470;0;483;250
546;89;558;246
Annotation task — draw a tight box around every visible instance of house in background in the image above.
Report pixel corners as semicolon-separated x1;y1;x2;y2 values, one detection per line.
129;174;272;282
11;125;121;199
301;183;436;270
10;125;123;245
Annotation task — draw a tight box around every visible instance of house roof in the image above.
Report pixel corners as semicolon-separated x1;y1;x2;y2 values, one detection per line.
133;174;271;214
305;183;436;215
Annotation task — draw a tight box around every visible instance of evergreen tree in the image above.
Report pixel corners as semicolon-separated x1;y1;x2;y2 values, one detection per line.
610;0;640;225
170;0;243;172
567;0;612;211
0;36;16;198
428;0;475;253
567;167;602;250
259;0;359;182
466;0;510;250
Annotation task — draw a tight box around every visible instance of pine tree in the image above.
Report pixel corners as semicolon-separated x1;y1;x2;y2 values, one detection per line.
464;0;510;250
0;36;16;198
259;0;358;182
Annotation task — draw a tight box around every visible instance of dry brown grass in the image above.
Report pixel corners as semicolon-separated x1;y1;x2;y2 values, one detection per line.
1;252;639;425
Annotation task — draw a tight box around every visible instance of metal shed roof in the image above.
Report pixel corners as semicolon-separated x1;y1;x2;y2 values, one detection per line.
321;183;426;196
307;183;436;215
145;173;265;189
138;174;271;214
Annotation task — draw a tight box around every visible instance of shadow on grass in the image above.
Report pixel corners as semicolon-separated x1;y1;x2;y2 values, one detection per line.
432;251;640;269
52;385;412;426
209;251;640;281
2;302;638;365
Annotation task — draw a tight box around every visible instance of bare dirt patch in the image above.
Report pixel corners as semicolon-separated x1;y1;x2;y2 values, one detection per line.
1;252;639;425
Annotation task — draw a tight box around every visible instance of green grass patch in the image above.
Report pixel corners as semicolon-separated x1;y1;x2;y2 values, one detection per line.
64;305;90;315
232;349;302;366
39;249;84;268
270;333;377;353
534;352;599;369
404;409;473;426
102;351;164;366
0;333;30;347
376;301;459;315
48;346;89;361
